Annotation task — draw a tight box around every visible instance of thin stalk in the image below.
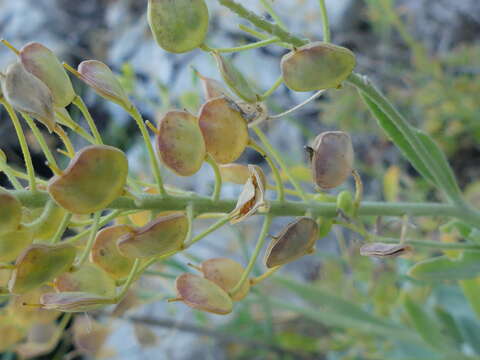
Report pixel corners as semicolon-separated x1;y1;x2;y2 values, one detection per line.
269;90;326;119
378;236;480;251
54;125;75;158
205;155;222;202
54;108;97;144
209;38;280;53
317;0;331;42
259;0;288;31
186;215;231;247
115;258;141;301
250;266;280;286
185;202;194;243
0;162;23;190
50;212;73;244
72;95;103;144
23;200;55;229
75;211;101;266
261;75;283;100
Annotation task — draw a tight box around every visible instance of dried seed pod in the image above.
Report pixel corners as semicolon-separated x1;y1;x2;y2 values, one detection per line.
194;69;229;100
264;217;318;268
156;110;206;176
117;212;188;259
54;263;116;297
0;227;34;263
91;225;135;279
48;145;128;214
175;273;233;315
360;243;412;258
8;243;77;294
40;291;114;312
219;163;258;184
213;53;257;103
0;188;22;235
198;97;249;164
281;42;356;91
1;62;55;131
147;0;209;53
200;258;250;301
20;42;75;107
230;165;267;224
77;60;131;109
309;131;354;189
73;315;111;357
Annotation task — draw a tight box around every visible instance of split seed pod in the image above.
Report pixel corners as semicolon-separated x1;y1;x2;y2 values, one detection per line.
0;227;34;263
40;292;114;312
0;189;22;235
199;258;250;301
281;42;356;91
264;217;318;268
54;263;116;297
198;97;249;164
359;243;412;258
156;110;206;176
20;42;75;107
175;273;233;315
1;62;55;131
309;131;354;189
48;145;128;214
117;212;188;258
8;243;77;294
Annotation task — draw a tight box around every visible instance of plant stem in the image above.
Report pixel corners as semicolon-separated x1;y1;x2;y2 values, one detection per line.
259;0;288;31
318;0;331;43
23;199;56;229
205;155;222;202
50;212;73;244
269;89;326;119
54;108;97;144
54;125;75;157
261;75;283;100
72;95;103;144
250;266;280;286
378;237;480;251
75;211;101;266
186;215;231;248
211;37;280;53
0;161;23;190
115;258;141;302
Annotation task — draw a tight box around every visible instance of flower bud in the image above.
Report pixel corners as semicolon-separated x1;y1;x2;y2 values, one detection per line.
20;42;75;107
360;243;412;258
40;291;114;312
48;145;128;214
198;97;249;164
54;263;116;297
147;0;209;53
156;110;206;176
309;131;354;189
174;273;233;315
264;217;318;268
281;42;356;91
0;227;34;263
0;189;22;235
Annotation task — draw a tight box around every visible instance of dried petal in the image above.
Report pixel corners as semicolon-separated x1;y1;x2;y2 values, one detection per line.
40;291;114;312
54;263;116;297
0;226;34;263
359;243;412;258
0;188;22;235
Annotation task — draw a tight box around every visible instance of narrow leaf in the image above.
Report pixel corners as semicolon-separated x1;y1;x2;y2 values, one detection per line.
408;255;480;281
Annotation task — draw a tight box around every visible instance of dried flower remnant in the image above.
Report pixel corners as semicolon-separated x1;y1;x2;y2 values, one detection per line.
0;188;22;235
359;243;412;258
237;101;269;127
39;292;115;312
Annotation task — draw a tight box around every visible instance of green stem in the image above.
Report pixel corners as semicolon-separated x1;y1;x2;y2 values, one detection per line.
54;108;97;144
269;89;326;119
0;162;23;190
186;215;231;247
259;0;288;30
115;258;141;302
75;211;101;266
23;200;55;229
318;0;331;43
210;38;280;53
261;75;284;100
50;212;73;244
72;95;103;144
378;237;480;251
205;155;222;202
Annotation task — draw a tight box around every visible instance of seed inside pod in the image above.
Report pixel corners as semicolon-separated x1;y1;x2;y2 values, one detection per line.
174;273;233;315
198;97;249;164
0;227;34;263
264;217;318;268
40;291;115;312
359;243;412;258
281;41;356;92
48;145;128;214
0;189;22;236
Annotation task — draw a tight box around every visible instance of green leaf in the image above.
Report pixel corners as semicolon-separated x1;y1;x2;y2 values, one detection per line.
434;306;463;347
408;255;480;281
459;278;480;319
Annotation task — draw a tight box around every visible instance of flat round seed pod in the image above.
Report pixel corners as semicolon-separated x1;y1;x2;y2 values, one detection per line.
200;258;250;301
219;163;251;184
8;243;77;294
156;110;206;176
0;227;34;263
54;263;116;297
117;212;188;259
91;225;135;279
40;292;114;312
48;145;128;214
310;131;354;189
175;273;233;315
264;217;318;268
22;204;66;241
147;0;209;53
281;42;356;91
198;97;249;164
0;189;22;235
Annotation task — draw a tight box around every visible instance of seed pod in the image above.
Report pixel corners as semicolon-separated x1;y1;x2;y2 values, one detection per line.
73;315;111;357
147;0;209;53
8;243;76;294
117;212;188;259
20;42;75;107
264;217;318;268
48;145;128;214
54;263;116;297
0;189;22;235
175;273;233;315
22;203;66;242
198;97;249;164
310;131;354;189
91;225;135;279
15;323;61;359
200;258;250;301
281;42;356;91
213;53;257;103
0;227;34;263
156;110;206;176
193;69;229;100
0;316;25;352
1;62;55;132
360;243;412;258
219;163;260;184
40;292;114;312
336;190;354;218
77;60;131;109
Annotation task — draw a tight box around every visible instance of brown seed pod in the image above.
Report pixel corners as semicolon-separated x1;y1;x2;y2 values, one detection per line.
264;217;318;268
0;227;34;263
198;97;249;164
281;42;356;92
48;145;128;214
193;69;229;100
309;131;354;189
359;243;412;258
0;188;22;235
156;110;206;176
39;291;114;312
174;273;233;315
117;212;188;259
200;258;250;301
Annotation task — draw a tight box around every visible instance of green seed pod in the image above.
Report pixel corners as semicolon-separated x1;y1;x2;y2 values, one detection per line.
117;212;188;259
175;273;233;315
213;53;257;103
20;42;75;107
147;0;209;53
77;60;131;109
360;243;412;258
0;188;22;235
310;131;354;189
22;203;66;242
198;97;249;164
156;110;206;176
281;42;356;91
1;62;55;132
200;258;250;301
336;190;354;218
40;292;114;312
48;145;128;214
54;263;116;297
15;322;61;359
8;243;77;294
0;227;34;263
91;224;135;279
264;217;318;268
0;316;25;352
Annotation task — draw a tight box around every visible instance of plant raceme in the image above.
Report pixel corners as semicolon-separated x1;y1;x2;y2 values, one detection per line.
0;0;480;356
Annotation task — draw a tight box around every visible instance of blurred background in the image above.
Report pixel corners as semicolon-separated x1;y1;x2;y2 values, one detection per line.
1;0;480;359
